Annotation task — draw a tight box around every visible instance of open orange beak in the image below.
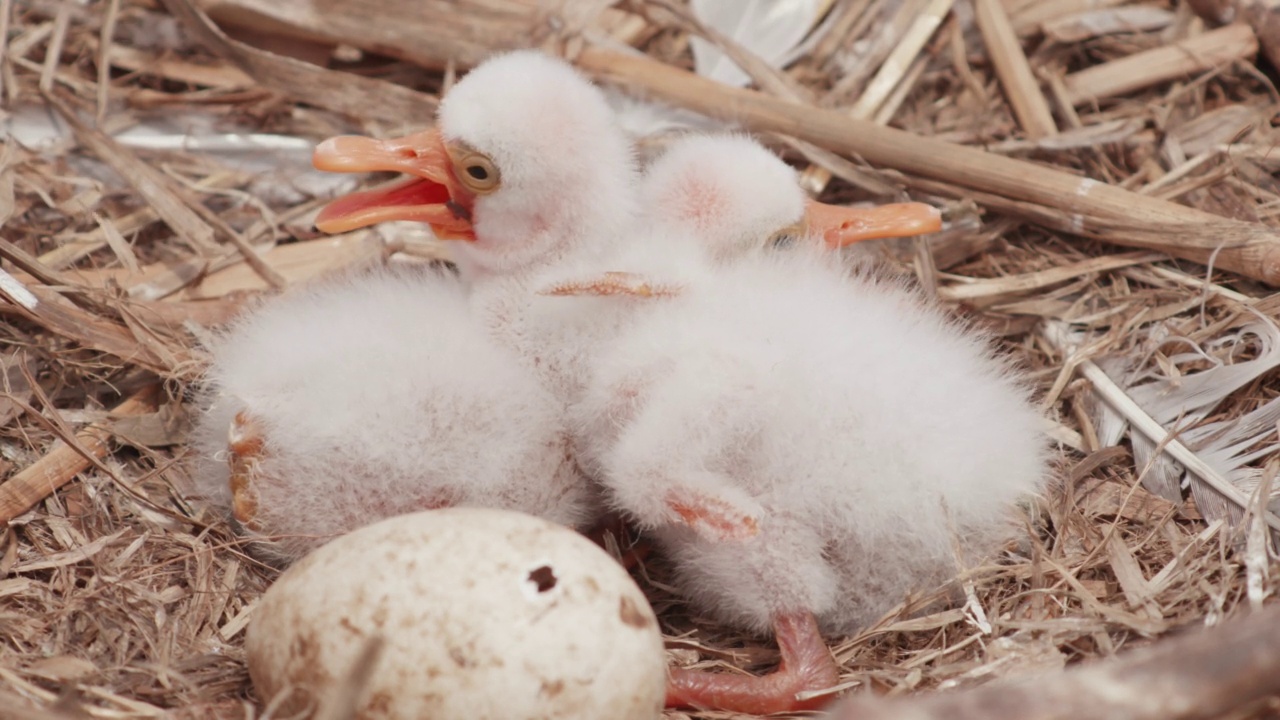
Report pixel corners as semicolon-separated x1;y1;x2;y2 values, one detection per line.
806;200;941;248
312;128;476;241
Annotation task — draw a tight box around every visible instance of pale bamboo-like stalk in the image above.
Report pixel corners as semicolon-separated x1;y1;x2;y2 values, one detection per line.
800;0;953;193
1064;24;1258;105
0;387;158;523
974;0;1057;138
576;47;1280;285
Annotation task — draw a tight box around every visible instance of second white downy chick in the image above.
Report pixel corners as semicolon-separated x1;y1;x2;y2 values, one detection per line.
190;266;592;565
565;139;1046;715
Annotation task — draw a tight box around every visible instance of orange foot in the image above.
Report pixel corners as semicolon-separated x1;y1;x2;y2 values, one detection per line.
227;410;265;532
666;611;841;715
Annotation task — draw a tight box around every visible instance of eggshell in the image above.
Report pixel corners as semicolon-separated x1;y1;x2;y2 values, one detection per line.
245;507;666;719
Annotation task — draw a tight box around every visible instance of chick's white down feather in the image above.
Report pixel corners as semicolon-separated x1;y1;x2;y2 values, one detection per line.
438;50;641;280
191;266;593;563
568;136;1048;636
578;251;1047;634
427;51;648;415
640;133;809;259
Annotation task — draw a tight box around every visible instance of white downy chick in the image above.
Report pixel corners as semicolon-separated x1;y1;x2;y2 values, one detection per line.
640;133;942;261
561;134;942;479
190;265;591;565
567;138;1045;715
311;50;642;408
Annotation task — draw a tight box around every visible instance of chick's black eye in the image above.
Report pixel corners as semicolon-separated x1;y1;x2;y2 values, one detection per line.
772;233;797;248
466;165;489;180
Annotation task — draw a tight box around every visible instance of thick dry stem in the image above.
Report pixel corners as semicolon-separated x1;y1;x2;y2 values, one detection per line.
576;47;1280;286
0;387;158;523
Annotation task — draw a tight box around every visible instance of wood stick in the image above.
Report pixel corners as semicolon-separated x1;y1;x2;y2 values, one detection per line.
975;0;1057;138
1064;23;1259;106
576;47;1280;285
0;387;157;523
822;603;1280;719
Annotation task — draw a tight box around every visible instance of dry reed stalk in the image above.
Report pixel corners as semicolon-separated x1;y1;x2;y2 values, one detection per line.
44;92;221;255
0;386;158;523
1186;0;1238;24
1010;0;1129;35
824;603;1280;720
161;0;439;124
975;0;1057;138
1063;23;1259;106
799;0;953;193
192;0;547;70
106;45;254;88
0;0;11;100
576;47;1280;285
936;251;1162;302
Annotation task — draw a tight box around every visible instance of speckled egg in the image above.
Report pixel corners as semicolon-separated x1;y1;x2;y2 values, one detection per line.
245;507;666;719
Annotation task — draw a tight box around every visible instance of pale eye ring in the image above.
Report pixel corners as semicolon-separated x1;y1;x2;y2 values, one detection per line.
767;222;806;249
450;147;502;194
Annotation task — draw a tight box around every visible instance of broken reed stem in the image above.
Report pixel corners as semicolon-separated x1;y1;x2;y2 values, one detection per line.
1009;0;1128;36
96;0;122;124
0;386;157;523
824;602;1280;720
800;0;952;193
1064;24;1259;106
37;0;71;93
974;0;1057;138
0;0;12;101
160;0;439;123
576;47;1280;285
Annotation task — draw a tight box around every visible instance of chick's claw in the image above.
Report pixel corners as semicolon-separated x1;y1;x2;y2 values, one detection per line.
227;410;265;531
666;611;840;714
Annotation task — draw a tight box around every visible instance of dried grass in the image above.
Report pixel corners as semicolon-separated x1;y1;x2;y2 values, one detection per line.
2;0;1280;718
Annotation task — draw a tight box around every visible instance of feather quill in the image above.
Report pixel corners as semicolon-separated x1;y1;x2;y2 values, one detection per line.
1048;319;1280;532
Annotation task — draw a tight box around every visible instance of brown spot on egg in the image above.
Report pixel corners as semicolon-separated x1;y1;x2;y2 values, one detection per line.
540;678;565;698
527;565;557;593
366;690;393;714
618;596;651;629
448;647;473;668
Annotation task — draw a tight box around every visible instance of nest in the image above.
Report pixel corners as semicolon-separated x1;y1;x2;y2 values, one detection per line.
2;0;1280;717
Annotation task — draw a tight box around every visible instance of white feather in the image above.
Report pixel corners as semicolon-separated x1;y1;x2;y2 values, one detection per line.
690;0;831;87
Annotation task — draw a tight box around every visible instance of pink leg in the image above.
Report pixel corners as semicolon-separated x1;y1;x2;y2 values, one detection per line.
666;611;841;714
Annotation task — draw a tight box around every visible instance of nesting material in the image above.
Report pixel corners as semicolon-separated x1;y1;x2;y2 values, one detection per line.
245;508;667;720
3;0;1280;718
